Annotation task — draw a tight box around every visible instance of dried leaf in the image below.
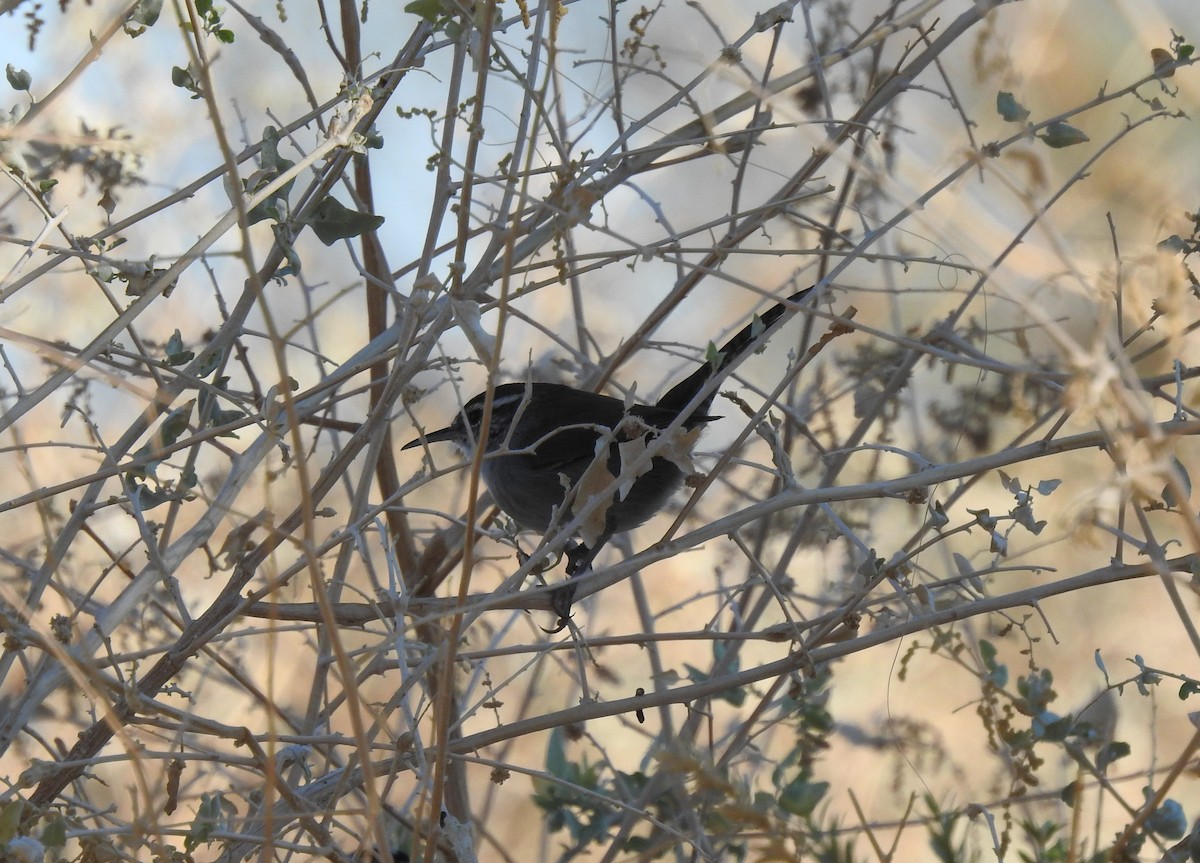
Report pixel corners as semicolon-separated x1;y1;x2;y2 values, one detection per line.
1151;47;1175;78
572;443;616;547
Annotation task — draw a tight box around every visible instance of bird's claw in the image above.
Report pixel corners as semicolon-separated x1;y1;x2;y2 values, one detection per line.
543;581;578;633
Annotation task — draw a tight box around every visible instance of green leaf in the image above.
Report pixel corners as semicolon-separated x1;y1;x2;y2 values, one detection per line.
123;477;174;509
777;777;829;817
1162;455;1191;508
165;329;194;366
126;401;194;486
749;313;766;345
1032;710;1071;741
1146;797;1187;839
259;125;286;172
1038;121;1089;149
996;91;1029;123
208;407;243;429
302;196;385;244
171;65;202;99
6;64;31;92
246;127;296;225
979;639;997;664
1096;741;1130;773
979;640;1008;687
184;792;229;851
405;0;446;22
265;221;302;280
195;348;223;379
40;815;67;849
1035;479;1061;495
968;507;996;529
1158;234;1190;254
545;727;568;780
704;341;726;370
1059;782;1077;806
156;400;195;448
0;800;23;843
127;0;163;29
684;663;745;706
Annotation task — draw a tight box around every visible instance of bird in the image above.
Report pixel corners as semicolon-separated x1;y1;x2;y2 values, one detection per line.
403;285;817;627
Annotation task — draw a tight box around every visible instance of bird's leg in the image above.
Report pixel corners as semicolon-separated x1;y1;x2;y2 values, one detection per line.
545;536;609;632
546;583;578;634
564;540;596;576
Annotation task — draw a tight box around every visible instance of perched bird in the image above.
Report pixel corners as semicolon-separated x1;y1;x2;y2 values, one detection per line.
404;286;817;625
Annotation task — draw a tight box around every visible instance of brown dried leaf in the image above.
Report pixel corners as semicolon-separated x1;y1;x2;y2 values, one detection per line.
1151;47;1175;78
572;447;616;547
657;426;703;475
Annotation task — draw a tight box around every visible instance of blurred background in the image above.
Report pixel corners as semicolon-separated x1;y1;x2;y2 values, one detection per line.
1;1;1199;860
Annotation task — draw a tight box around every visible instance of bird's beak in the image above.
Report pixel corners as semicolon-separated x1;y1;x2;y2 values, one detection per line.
401;425;458;450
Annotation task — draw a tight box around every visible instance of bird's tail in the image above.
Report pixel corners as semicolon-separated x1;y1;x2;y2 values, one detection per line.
654;284;817;422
